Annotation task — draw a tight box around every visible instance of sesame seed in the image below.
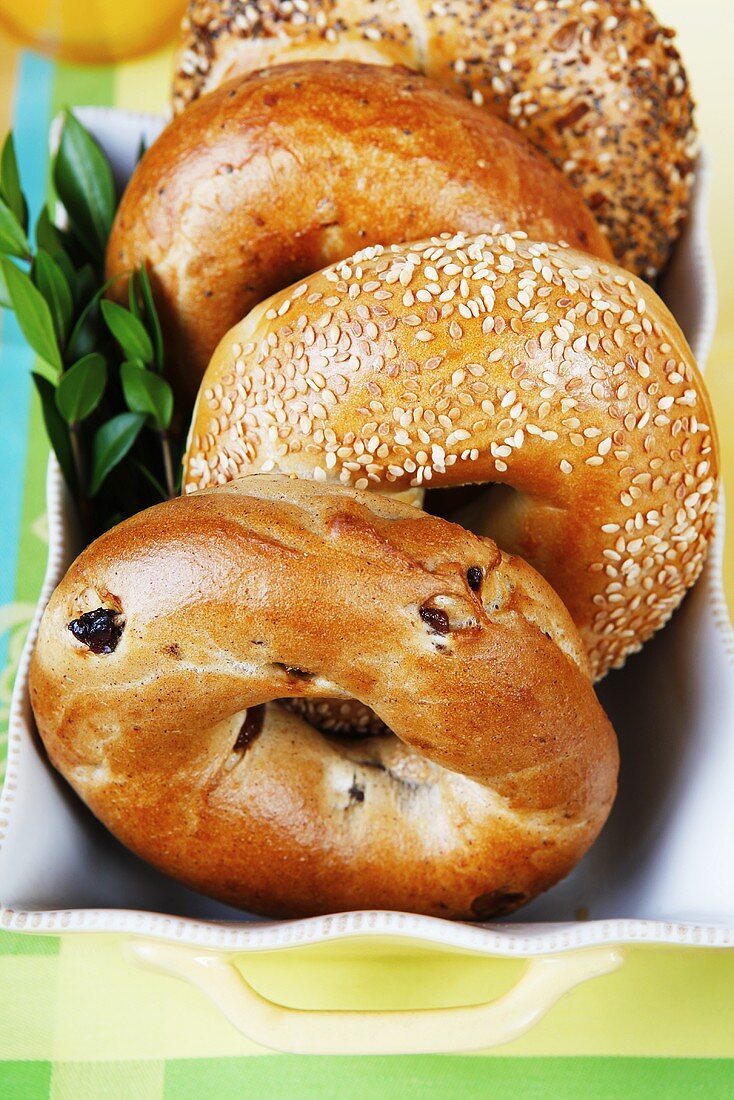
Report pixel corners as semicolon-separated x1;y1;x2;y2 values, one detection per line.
184;229;716;680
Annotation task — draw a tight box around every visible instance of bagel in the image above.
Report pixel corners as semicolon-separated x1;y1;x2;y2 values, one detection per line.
105;60;610;406
29;475;618;919
183;231;719;679
172;0;696;278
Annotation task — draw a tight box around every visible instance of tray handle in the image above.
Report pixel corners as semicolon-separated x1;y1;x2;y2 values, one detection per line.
125;938;623;1054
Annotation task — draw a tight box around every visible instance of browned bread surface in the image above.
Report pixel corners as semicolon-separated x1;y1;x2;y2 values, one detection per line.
30;475;618;919
184;232;719;678
106;60;610;406
172;0;697;277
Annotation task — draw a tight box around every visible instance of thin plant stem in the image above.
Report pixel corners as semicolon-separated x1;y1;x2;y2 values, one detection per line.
69;421;93;539
159;430;176;499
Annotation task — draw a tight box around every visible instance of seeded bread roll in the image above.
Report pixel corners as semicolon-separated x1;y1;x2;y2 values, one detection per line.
184;232;719;679
172;0;696;278
106;61;610;406
30;475;618;919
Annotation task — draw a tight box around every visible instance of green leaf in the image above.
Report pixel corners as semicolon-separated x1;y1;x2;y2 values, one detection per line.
53;111;115;261
34;249;73;347
71;262;96;308
120;361;173;430
0;257;62;370
127;268;141;320
0;196;31;260
66;295;101;362
121;355;146;370
65;274;117;361
0;262;9;309
55;352;107;424
100;298;153;362
90;411;145;495
32;372;76;492
0;134;28;230
35;206;65;257
137;264;164;372
53;249;76;291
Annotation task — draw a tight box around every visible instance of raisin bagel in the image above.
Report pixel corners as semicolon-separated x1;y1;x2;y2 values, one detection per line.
184;231;719;678
29;475;618;919
172;0;697;277
105;60;610;406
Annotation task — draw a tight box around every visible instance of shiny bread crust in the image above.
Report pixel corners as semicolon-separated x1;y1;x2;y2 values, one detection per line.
106;60;610;405
184;232;719;678
30;475;618;920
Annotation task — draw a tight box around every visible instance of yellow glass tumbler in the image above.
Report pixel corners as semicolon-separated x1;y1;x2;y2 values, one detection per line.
0;0;184;63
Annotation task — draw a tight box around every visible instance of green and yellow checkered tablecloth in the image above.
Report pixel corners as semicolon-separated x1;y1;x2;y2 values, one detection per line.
1;3;734;1095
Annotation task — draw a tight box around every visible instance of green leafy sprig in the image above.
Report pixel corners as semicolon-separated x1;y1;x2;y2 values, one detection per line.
0;114;179;538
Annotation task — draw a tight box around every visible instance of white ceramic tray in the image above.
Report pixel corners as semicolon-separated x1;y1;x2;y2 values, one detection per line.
0;108;731;1055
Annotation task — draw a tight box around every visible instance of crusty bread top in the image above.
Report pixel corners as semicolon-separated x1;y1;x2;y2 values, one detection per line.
184;231;719;677
29;475;618;918
106;60;610;405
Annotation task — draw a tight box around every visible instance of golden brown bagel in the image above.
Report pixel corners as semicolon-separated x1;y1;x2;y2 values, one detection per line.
106;60;610;406
172;0;696;278
29;475;618;919
184;232;719;679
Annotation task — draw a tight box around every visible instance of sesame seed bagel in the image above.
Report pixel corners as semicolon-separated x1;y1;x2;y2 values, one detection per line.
105;60;610;407
184;231;719;679
172;0;696;277
29;475;618;919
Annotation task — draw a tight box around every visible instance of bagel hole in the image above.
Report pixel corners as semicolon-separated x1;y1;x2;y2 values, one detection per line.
279;697;392;742
427;482;522;549
424;483;488;520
